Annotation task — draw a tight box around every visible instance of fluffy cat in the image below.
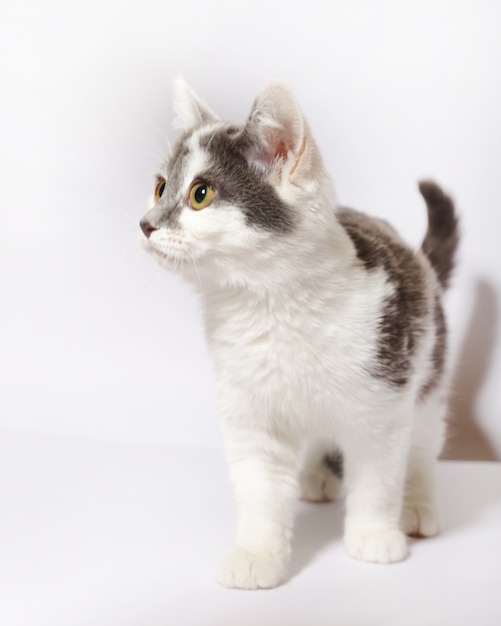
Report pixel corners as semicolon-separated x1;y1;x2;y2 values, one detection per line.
139;79;459;589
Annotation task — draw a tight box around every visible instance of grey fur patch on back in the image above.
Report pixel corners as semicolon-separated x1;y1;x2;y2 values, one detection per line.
198;127;294;234
338;207;428;388
419;295;447;399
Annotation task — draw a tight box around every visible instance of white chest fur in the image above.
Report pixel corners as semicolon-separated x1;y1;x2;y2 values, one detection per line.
204;263;393;433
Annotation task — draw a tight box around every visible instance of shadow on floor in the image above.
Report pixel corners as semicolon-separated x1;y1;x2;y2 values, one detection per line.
287;500;344;581
443;278;499;461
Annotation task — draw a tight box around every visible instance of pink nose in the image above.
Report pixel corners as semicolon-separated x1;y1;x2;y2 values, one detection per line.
140;219;158;238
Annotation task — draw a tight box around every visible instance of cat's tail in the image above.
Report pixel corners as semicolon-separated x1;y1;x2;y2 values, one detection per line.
419;180;459;290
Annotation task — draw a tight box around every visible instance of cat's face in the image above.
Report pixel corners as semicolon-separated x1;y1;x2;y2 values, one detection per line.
140;122;292;270
140;80;333;281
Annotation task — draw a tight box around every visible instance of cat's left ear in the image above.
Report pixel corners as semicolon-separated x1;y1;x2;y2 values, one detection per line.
172;78;218;131
245;81;318;185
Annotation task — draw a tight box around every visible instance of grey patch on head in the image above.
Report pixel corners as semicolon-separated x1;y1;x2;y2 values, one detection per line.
323;450;343;479
166;139;191;193
197;126;294;234
419;295;447;399
338;207;429;388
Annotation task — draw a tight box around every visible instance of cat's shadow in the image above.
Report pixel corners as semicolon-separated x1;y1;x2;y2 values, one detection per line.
444;278;499;460
287;500;344;581
287;462;501;580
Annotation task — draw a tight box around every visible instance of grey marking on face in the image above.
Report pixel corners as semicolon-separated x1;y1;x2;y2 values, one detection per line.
338;207;428;388
166;139;191;193
197;126;294;234
144;136;193;233
156;139;191;229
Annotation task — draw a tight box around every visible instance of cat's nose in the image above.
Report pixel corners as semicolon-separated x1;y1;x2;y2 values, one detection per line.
140;218;158;239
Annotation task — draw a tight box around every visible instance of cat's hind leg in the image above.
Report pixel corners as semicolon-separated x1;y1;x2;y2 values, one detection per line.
401;390;447;538
340;404;412;564
298;440;342;502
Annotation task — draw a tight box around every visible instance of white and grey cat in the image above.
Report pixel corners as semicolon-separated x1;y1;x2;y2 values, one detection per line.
140;79;459;589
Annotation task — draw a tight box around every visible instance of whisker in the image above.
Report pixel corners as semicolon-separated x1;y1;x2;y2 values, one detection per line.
188;251;206;310
145;117;172;155
99;240;143;271
128;260;162;306
115;117;173;162
112;126;167;163
158;116;172;154
85;205;140;229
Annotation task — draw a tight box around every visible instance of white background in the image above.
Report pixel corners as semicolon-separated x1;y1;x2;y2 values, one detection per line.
1;0;501;458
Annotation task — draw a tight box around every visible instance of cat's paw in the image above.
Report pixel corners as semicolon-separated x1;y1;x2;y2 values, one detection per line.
344;527;408;564
299;469;341;502
402;501;439;538
216;546;287;589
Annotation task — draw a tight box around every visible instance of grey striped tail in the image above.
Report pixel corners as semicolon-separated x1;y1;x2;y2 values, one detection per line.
419;180;459;290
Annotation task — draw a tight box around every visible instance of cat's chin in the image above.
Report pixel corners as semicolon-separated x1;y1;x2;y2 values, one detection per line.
149;247;210;282
150;248;183;270
140;235;184;269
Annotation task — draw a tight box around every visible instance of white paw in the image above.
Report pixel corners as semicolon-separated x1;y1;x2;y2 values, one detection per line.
402;501;439;538
299;470;341;503
216;546;287;589
344;527;409;563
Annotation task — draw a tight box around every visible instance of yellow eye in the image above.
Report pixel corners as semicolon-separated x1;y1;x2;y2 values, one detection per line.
154;177;166;202
189;182;215;210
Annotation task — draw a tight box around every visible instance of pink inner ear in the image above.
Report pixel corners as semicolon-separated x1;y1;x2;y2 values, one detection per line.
274;141;289;160
245;127;297;175
264;136;294;166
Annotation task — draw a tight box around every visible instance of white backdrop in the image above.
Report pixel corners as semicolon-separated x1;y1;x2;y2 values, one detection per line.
1;0;500;458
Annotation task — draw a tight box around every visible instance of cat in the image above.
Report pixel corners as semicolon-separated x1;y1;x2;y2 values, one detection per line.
139;79;459;589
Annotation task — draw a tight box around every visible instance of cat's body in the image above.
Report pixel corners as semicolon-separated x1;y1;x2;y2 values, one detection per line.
140;80;459;589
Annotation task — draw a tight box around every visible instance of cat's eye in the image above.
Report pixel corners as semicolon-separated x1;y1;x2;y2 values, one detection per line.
189;182;215;210
154;177;166;202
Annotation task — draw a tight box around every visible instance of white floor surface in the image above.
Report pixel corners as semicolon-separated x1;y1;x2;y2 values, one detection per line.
1;430;500;626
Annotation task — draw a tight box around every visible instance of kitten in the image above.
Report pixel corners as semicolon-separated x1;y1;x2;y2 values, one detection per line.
139;79;459;589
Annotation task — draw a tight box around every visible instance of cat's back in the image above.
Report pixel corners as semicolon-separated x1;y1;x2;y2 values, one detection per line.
337;206;434;293
337;206;440;389
338;207;411;268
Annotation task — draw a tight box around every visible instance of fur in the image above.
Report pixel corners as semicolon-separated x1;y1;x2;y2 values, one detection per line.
139;79;459;589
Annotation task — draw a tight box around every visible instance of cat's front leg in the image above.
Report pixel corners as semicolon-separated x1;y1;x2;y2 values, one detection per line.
217;423;298;590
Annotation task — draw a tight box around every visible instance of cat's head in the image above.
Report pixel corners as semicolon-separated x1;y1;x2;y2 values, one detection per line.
140;79;336;287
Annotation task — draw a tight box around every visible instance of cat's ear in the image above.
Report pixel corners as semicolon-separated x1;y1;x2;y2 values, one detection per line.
245;81;318;184
172;78;218;131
